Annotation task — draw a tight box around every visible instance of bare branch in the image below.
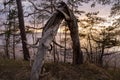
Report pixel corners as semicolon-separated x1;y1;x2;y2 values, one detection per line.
103;51;120;56
52;40;66;49
57;8;70;20
26;26;44;30
28;0;52;14
24;38;41;48
24;12;40;17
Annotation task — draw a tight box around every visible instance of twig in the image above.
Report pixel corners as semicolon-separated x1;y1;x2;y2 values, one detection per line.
28;0;52;14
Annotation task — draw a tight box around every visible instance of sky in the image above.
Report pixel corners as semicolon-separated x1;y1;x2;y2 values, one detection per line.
0;0;112;17
0;0;116;28
79;2;112;18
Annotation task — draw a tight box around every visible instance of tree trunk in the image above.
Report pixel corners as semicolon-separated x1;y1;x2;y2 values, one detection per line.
5;28;10;59
66;10;83;65
99;43;105;66
57;2;83;64
30;2;83;80
13;18;16;60
16;0;30;60
64;27;67;63
88;34;93;63
67;20;83;64
30;11;64;80
53;39;56;62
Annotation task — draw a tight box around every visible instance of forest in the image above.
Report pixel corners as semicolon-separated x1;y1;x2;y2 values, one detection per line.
0;0;120;80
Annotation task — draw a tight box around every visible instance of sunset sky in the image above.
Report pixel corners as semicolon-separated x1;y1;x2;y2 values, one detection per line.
0;0;118;30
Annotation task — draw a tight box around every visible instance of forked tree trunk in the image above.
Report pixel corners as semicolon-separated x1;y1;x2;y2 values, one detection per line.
30;2;83;80
30;11;64;80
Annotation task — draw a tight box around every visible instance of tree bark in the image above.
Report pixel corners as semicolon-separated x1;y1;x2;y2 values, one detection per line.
64;6;83;65
57;1;83;64
67;18;83;64
30;11;64;80
16;0;30;60
30;2;83;80
98;43;105;66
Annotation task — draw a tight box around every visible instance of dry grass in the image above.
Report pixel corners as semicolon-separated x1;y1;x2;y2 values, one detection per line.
0;59;120;80
43;62;112;80
0;59;30;80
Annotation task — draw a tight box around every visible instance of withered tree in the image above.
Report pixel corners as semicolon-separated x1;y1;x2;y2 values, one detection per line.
30;2;83;80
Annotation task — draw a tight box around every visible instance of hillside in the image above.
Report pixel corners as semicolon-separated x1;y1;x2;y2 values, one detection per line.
0;59;120;80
